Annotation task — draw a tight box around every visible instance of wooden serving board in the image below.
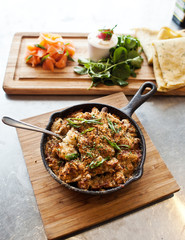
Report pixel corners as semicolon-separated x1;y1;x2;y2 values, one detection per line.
16;93;179;240
3;32;185;96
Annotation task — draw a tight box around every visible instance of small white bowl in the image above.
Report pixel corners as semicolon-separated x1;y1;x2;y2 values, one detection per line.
88;32;118;62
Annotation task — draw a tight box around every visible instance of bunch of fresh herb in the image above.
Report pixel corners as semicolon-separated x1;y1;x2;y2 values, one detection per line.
74;35;143;88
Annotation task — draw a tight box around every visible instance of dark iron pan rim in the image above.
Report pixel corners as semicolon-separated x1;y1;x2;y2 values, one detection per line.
40;82;156;195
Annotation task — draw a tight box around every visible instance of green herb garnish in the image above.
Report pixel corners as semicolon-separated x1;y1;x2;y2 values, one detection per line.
65;153;79;161
82;127;95;134
119;144;131;149
86;152;93;158
26;55;33;62
74;34;143;88
103;136;121;151
107;118;116;133
89;156;110;169
41;54;50;63
67;118;103;128
98;25;117;41
66;50;75;62
35;44;46;50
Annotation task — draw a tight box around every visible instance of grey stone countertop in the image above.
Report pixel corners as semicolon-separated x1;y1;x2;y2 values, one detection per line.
1;0;185;239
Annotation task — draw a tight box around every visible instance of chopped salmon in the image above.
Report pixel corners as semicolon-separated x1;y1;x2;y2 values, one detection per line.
65;43;75;56
42;57;55;71
25;33;75;71
55;53;67;69
37;49;47;58
25;55;41;67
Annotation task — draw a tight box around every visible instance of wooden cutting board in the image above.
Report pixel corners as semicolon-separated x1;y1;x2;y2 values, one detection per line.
3;32;185;95
16;92;179;240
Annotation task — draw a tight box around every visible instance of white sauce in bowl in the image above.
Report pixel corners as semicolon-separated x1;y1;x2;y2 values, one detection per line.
88;32;118;61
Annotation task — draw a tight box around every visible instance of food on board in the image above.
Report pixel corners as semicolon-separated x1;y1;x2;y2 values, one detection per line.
134;27;185;65
135;26;185;92
44;107;142;191
88;25;118;61
25;33;75;71
157;26;184;39
152;37;185;92
134;28;158;65
75;34;143;88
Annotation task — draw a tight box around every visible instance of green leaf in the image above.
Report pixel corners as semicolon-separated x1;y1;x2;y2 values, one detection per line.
74;66;88;75
78;57;91;65
109;47;116;59
127;50;139;59
130;68;136;77
124;36;137;49
90;71;111;79
67;55;75;62
112;63;131;80
98;57;108;63
129;56;143;68
92;77;101;85
89;63;106;74
113;47;127;63
116;78;129;86
34;44;46;50
103;79;115;86
117;36;122;46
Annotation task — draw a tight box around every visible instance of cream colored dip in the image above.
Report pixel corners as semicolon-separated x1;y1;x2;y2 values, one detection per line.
88;32;118;61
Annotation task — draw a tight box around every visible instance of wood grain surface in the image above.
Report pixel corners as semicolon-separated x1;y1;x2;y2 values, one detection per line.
3;32;185;96
16;93;180;240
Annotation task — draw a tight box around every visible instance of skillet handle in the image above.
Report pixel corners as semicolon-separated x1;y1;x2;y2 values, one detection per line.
121;82;157;117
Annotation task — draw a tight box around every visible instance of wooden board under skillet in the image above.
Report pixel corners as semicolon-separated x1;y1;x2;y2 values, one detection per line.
16;92;180;240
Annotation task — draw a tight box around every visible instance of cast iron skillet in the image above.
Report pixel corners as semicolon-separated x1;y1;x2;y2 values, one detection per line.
41;82;157;195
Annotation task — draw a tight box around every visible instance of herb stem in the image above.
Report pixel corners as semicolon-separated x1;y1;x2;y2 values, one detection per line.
103;136;121;151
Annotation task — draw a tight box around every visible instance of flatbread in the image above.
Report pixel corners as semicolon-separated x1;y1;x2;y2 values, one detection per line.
134;27;185;65
153;37;185;92
157;26;183;40
134;28;158;65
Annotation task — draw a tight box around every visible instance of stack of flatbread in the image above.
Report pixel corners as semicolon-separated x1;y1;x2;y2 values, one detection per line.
135;27;185;92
